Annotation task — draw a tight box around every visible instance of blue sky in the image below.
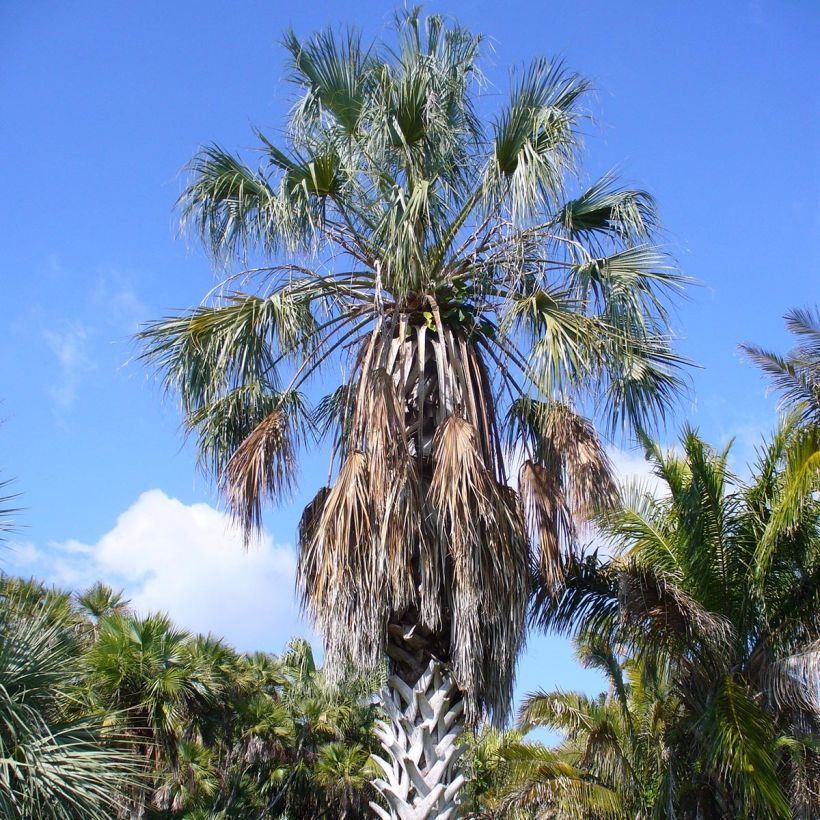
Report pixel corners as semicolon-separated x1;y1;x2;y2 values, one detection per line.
1;0;818;712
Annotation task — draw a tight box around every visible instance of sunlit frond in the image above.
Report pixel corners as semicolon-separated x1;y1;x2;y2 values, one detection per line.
557;173;657;247
283;27;372;136
180;146;280;260
491;59;590;218
741;306;820;426
0;579;141;818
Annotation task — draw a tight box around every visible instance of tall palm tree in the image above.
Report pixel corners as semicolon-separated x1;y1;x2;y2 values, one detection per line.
140;10;687;815
535;424;820;817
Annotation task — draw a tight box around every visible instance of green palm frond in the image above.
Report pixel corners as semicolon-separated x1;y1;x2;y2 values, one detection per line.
76;582;130;621
491;58;590;218
283;27;372;136
701;677;791;818
741;306;820;426
557;173;657;247
0;578;140;818
180;146;281;260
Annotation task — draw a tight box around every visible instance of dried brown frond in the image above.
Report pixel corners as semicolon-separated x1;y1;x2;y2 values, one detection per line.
224;409;296;541
298;451;388;680
519;460;573;592
618;564;735;663
355;367;409;515
296;484;331;606
430;415;529;723
757;640;820;714
299;323;526;723
543;402;619;522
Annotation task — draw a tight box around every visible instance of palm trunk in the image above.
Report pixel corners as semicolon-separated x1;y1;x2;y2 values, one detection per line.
370;658;466;820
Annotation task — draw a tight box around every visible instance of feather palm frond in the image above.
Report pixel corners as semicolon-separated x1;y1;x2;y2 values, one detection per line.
741;306;820;426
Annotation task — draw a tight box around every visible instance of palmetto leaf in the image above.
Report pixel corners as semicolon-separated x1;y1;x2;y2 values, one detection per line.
283;27;371;136
492;59;590;217
558;173;657;247
180;147;280;260
0;579;140;818
140;291;319;403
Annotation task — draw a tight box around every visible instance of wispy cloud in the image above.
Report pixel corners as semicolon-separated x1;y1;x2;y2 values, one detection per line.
4;541;41;567
92;272;148;332
43;323;95;409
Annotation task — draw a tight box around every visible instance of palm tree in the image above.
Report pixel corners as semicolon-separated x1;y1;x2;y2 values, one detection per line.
271;639;381;819
0;576;139;818
535;424;820;817
140;10;687;815
85;612;224;816
313;742;377;818
461;722;619;819
742;306;820;541
461;727;540;819
516;635;676;818
77;582;130;622
741;306;820;426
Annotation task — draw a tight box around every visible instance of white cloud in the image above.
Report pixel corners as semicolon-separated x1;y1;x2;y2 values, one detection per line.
5;541;41;566
43;322;94;409
8;490;310;654
607;445;666;498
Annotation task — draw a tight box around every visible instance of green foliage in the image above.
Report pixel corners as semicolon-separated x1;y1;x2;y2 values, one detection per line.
0;577;139;819
0;571;380;819
528;421;820;817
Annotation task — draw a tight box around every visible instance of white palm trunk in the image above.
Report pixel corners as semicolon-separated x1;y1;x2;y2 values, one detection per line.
370;659;466;820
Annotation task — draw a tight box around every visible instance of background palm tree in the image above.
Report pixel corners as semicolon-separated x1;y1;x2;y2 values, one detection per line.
85;612;225;816
460;720;620;819
77;581;130;622
0;576;139;819
140;10;688;815
516;634;676;818
535;424;820;817
741;306;820;426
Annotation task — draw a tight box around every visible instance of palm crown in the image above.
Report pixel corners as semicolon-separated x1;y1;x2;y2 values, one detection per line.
141;10;687;724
